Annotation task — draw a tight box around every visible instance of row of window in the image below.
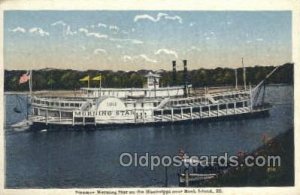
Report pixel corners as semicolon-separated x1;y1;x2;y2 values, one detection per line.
214;93;248;101
154;101;248;116
170;97;207;106
32;99;82;108
125;102;159;108
92;91;125;96
35;108;73;117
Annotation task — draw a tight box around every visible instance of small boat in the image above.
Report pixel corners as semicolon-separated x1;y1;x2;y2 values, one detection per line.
177;155;226;187
178;173;217;184
10;120;33;128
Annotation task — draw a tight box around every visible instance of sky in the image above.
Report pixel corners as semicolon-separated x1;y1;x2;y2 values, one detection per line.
4;11;292;71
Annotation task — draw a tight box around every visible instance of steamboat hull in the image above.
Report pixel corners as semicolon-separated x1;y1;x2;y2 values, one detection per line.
30;108;270;131
17;60;280;132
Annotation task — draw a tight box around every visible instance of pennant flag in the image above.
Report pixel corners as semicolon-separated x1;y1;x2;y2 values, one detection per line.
92;75;102;81
19;71;31;84
80;75;90;81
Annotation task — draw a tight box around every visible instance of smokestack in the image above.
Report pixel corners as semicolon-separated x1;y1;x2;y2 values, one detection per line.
172;61;177;85
183;60;188;97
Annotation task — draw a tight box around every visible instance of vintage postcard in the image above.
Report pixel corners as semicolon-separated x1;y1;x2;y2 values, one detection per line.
0;0;299;194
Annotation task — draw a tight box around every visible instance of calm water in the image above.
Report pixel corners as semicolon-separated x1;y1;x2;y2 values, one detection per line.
5;85;293;188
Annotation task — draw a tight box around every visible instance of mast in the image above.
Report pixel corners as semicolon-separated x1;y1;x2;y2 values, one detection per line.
249;83;253;111
253;66;280;91
252;66;280;106
154;77;157;98
235;68;238;89
50;70;53;90
242;57;247;90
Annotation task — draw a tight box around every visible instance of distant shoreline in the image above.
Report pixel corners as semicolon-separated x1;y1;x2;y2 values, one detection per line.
4;63;293;91
4;83;292;95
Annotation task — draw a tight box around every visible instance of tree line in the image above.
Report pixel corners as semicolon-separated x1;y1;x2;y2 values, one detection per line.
4;63;293;91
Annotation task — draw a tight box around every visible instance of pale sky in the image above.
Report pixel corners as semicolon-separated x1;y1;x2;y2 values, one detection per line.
4;11;291;71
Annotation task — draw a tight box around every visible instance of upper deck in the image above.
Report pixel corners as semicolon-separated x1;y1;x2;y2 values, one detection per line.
30;86;251;112
80;85;192;99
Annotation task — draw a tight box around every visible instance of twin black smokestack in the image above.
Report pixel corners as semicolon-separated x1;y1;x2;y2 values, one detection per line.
172;60;188;97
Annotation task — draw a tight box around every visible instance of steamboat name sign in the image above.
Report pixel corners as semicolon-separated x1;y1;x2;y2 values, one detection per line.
73;110;134;117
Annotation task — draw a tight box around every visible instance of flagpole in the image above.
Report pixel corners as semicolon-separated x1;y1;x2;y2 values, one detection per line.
99;75;102;97
100;75;102;88
28;69;32;121
29;69;32;96
235;68;238;89
28;71;31;94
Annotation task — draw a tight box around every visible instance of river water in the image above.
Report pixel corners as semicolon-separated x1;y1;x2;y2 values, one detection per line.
4;85;293;188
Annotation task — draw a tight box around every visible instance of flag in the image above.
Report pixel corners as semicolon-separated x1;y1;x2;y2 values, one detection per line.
92;75;102;81
79;75;90;81
19;71;31;84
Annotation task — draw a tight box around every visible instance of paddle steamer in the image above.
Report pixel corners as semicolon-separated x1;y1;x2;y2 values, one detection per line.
27;60;276;129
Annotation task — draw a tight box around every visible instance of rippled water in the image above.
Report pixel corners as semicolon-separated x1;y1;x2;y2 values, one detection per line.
5;85;293;188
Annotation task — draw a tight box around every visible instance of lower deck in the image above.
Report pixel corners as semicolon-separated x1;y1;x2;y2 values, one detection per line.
30;108;270;131
29;103;269;126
